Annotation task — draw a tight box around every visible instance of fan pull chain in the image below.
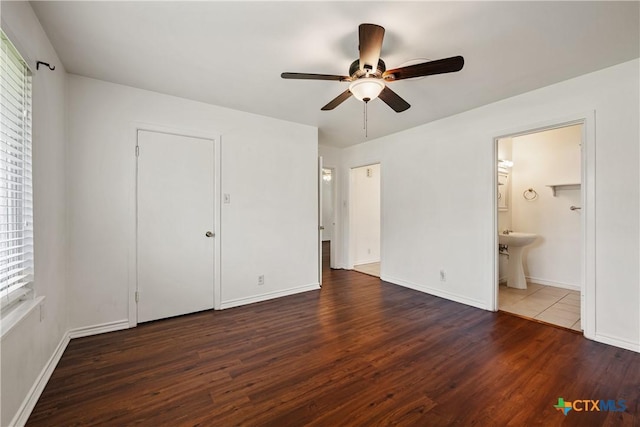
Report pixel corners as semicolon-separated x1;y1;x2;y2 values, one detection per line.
363;103;366;131
364;101;369;138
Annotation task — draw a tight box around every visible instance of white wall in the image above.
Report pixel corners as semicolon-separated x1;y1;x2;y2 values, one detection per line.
497;138;513;282
66;74;318;324
511;125;582;288
350;164;381;265
0;2;68;425
337;59;639;352
220;124;318;306
319;145;342;168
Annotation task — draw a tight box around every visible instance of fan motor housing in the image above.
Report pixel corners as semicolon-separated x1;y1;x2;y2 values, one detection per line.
349;59;386;79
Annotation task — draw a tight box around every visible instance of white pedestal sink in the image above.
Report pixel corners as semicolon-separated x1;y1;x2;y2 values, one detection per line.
499;232;537;289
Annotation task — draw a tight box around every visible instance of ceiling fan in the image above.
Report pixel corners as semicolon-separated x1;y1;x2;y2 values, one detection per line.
281;23;465;112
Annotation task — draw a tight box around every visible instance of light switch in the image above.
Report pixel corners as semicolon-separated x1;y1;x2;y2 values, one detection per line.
224;194;231;204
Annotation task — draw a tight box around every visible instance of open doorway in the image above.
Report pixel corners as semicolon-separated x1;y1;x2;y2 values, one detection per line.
496;124;584;331
350;163;381;277
321;167;336;273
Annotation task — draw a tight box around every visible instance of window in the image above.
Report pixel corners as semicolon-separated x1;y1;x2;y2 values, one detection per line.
0;30;33;310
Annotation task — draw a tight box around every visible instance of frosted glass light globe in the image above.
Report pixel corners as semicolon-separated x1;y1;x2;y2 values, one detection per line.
349;78;385;102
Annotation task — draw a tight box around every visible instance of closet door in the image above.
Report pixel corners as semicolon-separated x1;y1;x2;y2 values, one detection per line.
137;130;215;322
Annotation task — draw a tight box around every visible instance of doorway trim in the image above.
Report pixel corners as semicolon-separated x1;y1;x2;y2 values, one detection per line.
491;111;595;340
128;122;222;328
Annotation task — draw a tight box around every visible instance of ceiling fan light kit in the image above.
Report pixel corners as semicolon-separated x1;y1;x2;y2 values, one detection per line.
349;78;385;102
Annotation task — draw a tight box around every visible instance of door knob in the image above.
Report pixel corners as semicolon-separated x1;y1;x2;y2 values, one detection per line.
205;231;214;237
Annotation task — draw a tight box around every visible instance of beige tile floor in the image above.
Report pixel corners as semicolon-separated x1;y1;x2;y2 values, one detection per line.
354;262;380;277
499;282;581;331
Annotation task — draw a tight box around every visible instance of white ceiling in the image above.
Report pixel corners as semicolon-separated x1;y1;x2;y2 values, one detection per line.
31;1;639;148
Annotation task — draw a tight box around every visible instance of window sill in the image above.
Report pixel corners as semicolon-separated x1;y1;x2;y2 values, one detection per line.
1;296;45;341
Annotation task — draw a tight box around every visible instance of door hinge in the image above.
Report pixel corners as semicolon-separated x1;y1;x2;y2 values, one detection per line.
135;291;139;303
135;145;140;157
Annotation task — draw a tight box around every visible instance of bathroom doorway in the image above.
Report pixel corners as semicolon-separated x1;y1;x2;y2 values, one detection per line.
496;123;585;331
350;163;381;277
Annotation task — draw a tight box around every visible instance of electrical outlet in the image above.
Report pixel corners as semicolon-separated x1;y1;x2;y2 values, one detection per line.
440;269;446;282
258;275;265;286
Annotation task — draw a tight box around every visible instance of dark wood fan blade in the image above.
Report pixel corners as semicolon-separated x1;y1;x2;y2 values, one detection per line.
383;56;464;81
281;72;351;81
378;86;410;112
321;89;353;111
358;24;385;73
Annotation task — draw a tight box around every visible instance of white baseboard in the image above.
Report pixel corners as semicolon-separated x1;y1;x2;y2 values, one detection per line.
220;283;320;310
68;319;130;339
353;258;380;266
526;276;581;291
592;332;640;353
381;275;488;311
10;331;71;427
10;319;132;425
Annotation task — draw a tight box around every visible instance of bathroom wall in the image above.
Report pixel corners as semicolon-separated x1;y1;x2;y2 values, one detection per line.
497;137;513;232
511;125;582;289
497;137;513;283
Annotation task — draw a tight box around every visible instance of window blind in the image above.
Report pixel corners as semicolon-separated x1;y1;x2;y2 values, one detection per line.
0;30;33;308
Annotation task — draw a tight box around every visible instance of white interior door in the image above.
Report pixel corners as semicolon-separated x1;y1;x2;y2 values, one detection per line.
137;130;215;323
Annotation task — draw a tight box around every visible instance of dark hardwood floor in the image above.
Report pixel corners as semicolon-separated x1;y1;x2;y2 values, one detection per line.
28;242;639;426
